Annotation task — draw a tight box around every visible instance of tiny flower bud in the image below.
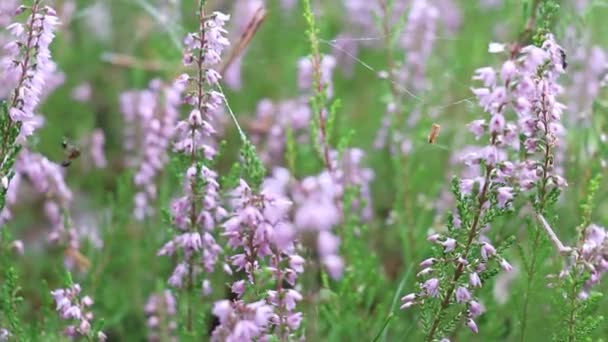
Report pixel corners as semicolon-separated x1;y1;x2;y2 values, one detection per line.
481;242;496;261
470;272;482;287
419;258;437;268
400;301;416;310
467;318;479;333
427;233;441;242
442;238;456;252
499;258;513;271
401;293;416;303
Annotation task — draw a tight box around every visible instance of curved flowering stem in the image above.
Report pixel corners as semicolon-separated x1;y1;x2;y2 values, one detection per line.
0;1;58;212
401;33;560;340
425;163;494;342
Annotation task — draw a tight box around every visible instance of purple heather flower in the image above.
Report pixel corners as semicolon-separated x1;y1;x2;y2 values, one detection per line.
0;150;95;268
232;280;246;297
250;97;311;166
0;329;10;341
51;284;103;339
145;290;177;341
121;78;187;221
468;120;486;140
420;258;437;268
470;272;482;287
89;129;107;169
417;267;434;278
400;301;416;310
499;259;513;271
442;238;456;252
467;318;479;333
223;179;305;337
401;34;568;340
401;293;416;303
422;278;440;297
468;300;485;318
497;186;513;208
480;242;496;261
455;286;472;303
211;300;273;342
427;233;441;242
396;0;439;93
571;224;608;296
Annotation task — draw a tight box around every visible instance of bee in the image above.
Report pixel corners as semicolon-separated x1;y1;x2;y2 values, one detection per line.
61;138;81;167
65;248;91;272
247;115;274;135
558;47;567;70
428;123;441;144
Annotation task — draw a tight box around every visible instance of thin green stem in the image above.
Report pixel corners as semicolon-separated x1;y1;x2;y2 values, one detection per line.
520;79;553;342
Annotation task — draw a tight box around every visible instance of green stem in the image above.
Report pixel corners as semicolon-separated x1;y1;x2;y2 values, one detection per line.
519;227;541;342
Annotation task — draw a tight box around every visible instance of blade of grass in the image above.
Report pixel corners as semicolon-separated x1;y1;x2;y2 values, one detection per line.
381;265;413;342
372;312;394;342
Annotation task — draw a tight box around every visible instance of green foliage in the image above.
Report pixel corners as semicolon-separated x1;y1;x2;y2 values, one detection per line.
553;275;604;342
533;0;561;45
0;100;23;212
239;138;266;190
0;244;25;340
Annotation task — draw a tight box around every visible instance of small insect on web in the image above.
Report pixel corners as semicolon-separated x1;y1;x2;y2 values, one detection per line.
428;123;440;144
61;138;81;167
421;122;449;151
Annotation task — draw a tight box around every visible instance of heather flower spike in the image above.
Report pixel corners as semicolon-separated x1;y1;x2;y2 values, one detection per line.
1;0;59;216
158;3;230;332
50;284;105;341
400;32;569;339
217;179;304;339
2;1;58;142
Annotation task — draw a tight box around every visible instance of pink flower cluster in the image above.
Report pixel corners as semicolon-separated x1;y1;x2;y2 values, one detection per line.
250;97;311;166
2;150;75;245
469;35;567;193
298;54;336;98
144;290;178;342
158;164;225;291
2;1;59;141
211;300;274;342
50;284;106;340
120;79;186;220
396;0;440;94
221;179;304;337
567;224;608;298
158;10;231;295
89;129;107;169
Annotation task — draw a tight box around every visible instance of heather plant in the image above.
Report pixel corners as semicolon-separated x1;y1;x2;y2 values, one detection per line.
2;0;608;341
